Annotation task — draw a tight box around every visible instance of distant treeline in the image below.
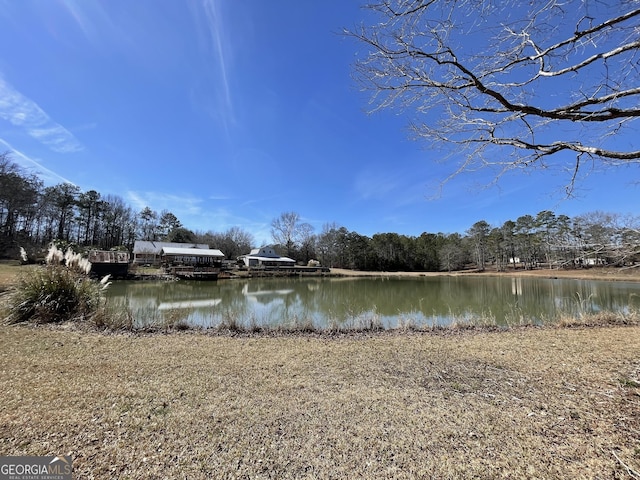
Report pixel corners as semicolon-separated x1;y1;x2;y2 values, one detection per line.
311;212;640;272
0;153;253;260
2;153;638;271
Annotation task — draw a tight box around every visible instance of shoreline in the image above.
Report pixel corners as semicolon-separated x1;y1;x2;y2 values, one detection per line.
4;263;640;291
329;266;640;282
130;265;640;283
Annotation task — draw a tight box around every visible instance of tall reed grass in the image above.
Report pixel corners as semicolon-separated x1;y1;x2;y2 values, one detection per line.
1;244;108;325
2;266;104;324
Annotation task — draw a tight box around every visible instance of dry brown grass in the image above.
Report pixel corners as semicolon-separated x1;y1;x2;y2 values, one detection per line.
0;261;21;291
1;324;639;478
330;266;640;282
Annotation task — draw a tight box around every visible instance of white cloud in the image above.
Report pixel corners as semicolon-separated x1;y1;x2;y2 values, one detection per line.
208;194;233;201
126;190;203;217
126;189;271;244
190;0;236;135
202;0;232;111
354;168;401;200
0;139;76;185
0;76;83;153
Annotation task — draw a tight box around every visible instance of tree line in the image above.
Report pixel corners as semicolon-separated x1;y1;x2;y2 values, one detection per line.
2;153;639;271
271;211;640;272
0;153;254;260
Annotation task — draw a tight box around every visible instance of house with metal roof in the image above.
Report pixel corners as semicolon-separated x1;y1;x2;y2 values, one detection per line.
132;241;210;265
161;246;225;266
238;246;296;267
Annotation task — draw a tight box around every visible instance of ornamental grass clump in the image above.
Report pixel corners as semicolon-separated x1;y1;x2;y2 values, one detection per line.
2;244;107;325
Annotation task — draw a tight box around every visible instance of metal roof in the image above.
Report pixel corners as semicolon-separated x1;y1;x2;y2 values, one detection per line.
161;247;225;257
133;241;210;254
242;255;295;263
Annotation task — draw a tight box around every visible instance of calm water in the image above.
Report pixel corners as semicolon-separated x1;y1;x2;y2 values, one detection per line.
105;276;640;329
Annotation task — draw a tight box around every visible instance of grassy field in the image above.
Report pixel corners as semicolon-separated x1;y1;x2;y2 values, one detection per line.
1;324;639;478
0;261;20;290
2;261;640;477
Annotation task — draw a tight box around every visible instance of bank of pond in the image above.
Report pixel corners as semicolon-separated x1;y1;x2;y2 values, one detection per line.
105;275;640;331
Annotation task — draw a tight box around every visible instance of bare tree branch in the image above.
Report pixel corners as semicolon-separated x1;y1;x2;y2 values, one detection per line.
348;0;640;191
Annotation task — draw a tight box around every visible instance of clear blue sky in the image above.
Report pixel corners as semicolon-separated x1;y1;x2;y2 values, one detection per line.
1;1;638;245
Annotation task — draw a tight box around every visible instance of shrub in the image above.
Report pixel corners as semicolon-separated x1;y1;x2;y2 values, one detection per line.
3;245;108;323
2;258;106;325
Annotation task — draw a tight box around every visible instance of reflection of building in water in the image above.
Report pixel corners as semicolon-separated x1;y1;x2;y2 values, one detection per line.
112;282;223;312
158;299;222;310
119;294;157;312
242;283;294;304
511;277;523;296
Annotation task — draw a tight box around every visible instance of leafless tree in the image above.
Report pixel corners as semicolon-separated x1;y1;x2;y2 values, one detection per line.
271;211;302;258
194;227;254;258
348;0;640;192
297;222;316;263
222;226;254;258
316;222;342;267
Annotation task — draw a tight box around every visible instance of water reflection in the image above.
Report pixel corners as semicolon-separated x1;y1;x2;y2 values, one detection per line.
511;277;522;296
242;283;295;303
105;276;640;329
158;299;222;310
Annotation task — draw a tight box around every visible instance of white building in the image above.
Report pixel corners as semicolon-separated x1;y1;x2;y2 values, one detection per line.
238;246;296;267
161;247;225;266
132;241;210;265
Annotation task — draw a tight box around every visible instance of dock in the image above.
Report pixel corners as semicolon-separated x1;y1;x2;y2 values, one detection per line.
168;266;219;280
88;250;130;278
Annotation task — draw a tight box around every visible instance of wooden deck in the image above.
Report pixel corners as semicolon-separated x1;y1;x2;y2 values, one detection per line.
88;250;130;278
168;266;219;280
233;266;331;278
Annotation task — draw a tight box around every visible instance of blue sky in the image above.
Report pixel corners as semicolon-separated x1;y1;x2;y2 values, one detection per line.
1;1;638;245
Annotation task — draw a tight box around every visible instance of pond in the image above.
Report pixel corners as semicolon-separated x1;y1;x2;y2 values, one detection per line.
105;275;640;330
